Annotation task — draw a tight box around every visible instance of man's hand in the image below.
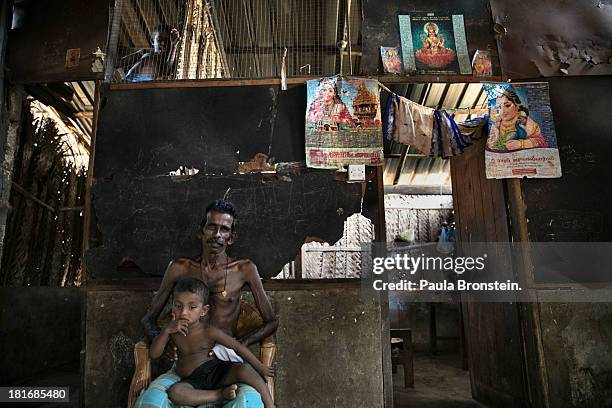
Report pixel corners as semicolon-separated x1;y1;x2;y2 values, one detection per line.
257;363;275;379
170;28;181;44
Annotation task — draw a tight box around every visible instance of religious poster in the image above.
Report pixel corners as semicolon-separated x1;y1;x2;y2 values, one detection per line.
398;13;472;75
305;76;384;169
380;46;402;74
472;50;492;77
484;82;562;179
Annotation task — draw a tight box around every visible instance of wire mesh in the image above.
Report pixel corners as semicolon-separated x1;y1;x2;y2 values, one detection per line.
107;0;362;83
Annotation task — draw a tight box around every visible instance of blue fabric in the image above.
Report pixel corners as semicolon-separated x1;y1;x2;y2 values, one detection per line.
133;368;263;408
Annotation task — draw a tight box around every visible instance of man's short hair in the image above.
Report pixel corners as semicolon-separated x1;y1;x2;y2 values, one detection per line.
201;199;238;230
173;277;209;304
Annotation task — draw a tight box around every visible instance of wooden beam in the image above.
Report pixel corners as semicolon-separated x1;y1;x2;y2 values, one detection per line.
384;185;453;195
75;111;94;118
109;76;320;89
110;74;504;90
82;81;101;277
86;278;362;291
11;181;56;213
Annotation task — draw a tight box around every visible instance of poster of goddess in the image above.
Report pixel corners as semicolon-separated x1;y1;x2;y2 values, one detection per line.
305;77;383;169
398;13;472;75
484;82;562;178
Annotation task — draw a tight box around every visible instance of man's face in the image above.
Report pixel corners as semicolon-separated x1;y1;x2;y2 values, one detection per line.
202;210;234;254
153;31;169;53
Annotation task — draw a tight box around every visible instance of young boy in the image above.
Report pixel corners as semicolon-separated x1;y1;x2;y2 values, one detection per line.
150;278;275;408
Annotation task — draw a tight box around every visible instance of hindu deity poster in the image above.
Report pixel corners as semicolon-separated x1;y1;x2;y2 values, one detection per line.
305;76;384;169
398;13;471;75
381;46;403;74
484;82;562;179
472;50;492;77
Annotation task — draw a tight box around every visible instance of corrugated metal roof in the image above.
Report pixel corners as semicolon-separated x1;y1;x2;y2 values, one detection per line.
383;83;487;194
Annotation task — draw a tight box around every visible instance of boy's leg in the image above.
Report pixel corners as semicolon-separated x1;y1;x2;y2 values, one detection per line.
133;368;237;408
168;382;238;407
220;384;263;408
221;365;274;408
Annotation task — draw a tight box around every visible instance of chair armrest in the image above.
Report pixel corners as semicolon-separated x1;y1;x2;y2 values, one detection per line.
127;340;152;408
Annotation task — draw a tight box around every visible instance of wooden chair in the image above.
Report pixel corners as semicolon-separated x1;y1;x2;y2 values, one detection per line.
127;300;276;408
390;328;414;388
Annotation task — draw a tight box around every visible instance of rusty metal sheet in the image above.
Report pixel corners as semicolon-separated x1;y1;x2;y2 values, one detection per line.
490;0;612;77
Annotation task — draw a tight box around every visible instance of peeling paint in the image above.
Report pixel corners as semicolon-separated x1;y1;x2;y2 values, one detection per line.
491;0;612;77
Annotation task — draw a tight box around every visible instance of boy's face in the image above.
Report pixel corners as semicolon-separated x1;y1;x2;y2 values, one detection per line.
172;291;208;324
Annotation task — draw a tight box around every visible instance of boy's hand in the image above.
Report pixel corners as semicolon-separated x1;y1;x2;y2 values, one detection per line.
258;364;275;379
164;312;189;336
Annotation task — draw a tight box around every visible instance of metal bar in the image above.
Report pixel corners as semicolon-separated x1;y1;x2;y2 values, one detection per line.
223;44;362;54
302;247;362;252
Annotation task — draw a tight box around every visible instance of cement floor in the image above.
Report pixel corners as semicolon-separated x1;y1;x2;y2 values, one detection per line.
393;352;487;408
0;361;80;408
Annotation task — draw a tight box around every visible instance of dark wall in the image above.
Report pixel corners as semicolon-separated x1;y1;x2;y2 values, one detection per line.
94;85;308;178
519;76;612;407
522;76;612;245
361;0;500;76
88;85;366;279
7;0;108;83
0;287;82;384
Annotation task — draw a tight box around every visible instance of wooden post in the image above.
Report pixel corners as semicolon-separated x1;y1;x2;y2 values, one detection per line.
81;80;101;279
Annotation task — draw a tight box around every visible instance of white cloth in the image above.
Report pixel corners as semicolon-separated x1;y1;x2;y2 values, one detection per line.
391;95;435;155
212;344;244;363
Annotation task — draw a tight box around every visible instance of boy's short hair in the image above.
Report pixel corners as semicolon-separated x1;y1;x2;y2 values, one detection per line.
173;277;209;304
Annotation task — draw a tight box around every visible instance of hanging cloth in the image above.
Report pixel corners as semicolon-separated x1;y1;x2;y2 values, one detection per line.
384;93;435;155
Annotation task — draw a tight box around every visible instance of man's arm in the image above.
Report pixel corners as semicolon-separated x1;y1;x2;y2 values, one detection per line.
209;327;273;378
166;29;181;67
141;259;186;342
238;261;278;346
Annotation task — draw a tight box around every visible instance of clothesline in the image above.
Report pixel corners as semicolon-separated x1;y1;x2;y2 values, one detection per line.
383;88;489;159
376;81;487;116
